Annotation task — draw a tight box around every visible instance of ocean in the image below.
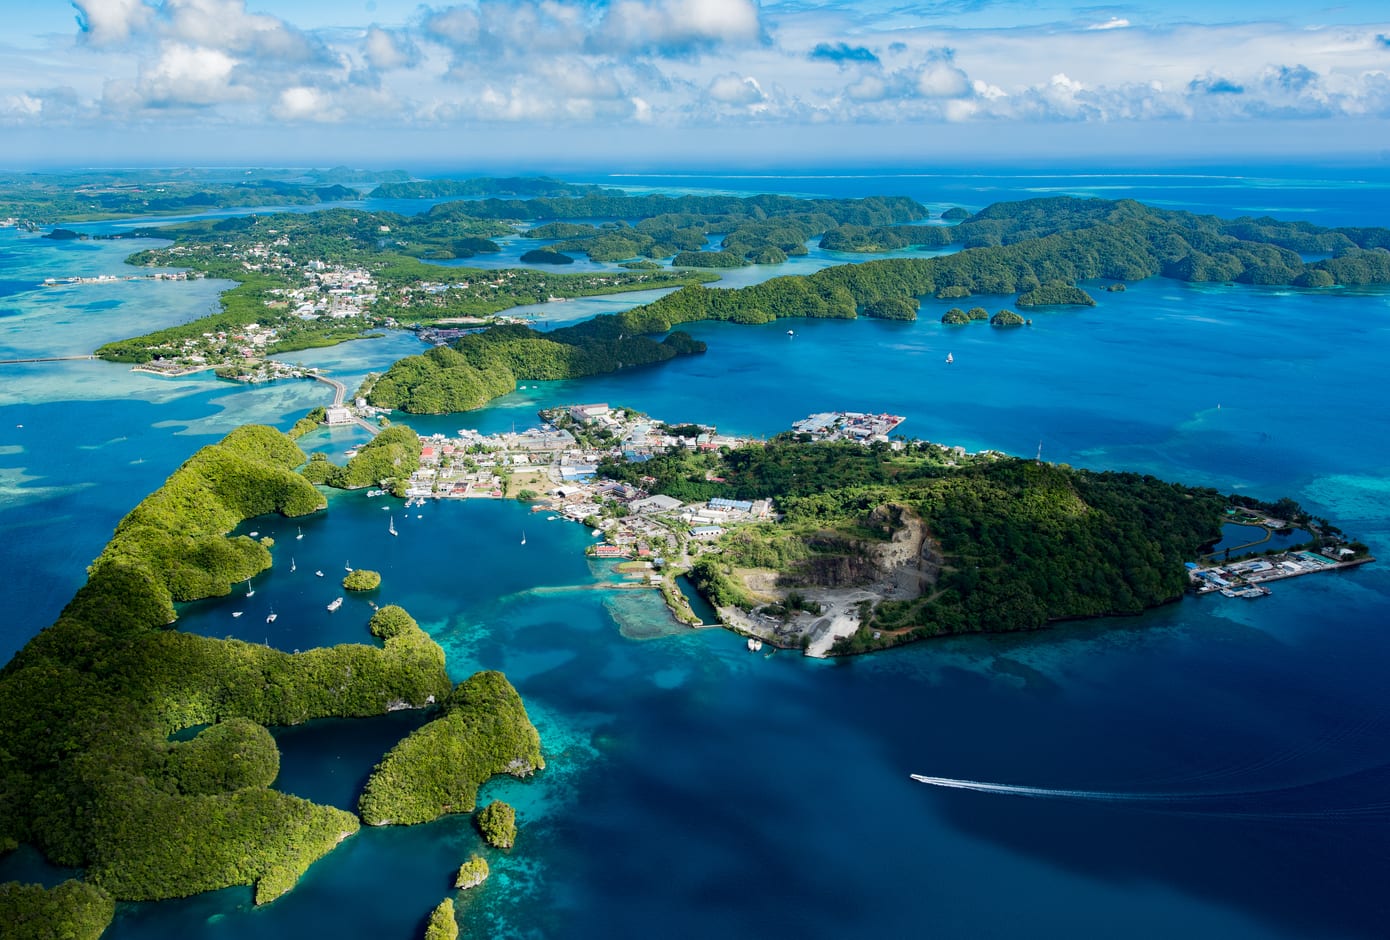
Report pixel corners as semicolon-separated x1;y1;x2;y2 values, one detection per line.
1;167;1388;939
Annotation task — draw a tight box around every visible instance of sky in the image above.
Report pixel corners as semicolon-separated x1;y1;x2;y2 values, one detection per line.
2;0;1390;168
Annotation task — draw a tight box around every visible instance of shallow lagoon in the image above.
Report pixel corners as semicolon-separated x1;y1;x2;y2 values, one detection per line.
3;168;1390;938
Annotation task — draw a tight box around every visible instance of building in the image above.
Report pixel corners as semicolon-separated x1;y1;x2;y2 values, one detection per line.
631;494;683;513
325;407;354;426
569;403;611;423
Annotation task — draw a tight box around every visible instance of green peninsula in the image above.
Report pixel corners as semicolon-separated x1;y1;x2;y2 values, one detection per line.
0;425;542;934
364;319;706;414
598;435;1367;655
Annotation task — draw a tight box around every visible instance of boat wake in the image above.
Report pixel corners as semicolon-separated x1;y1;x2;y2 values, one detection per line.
908;772;1390;820
909;774;1205;804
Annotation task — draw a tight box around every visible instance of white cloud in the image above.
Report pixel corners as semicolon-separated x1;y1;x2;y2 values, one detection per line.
597;0;763;53
1087;18;1131;31
273;86;342;121
708;73;764;104
135;42;242;107
72;0;153;46
915;58;971;99
364;27;418;70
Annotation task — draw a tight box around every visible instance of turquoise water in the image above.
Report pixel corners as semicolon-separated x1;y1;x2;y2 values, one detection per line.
4;168;1390;938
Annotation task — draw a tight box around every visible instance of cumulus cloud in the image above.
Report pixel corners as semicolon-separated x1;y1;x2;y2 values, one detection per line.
915;55;971;98
707;72;763;104
364;27;419;71
135;42;242;107
596;0;764;54
72;0;153;46
273;86;343;121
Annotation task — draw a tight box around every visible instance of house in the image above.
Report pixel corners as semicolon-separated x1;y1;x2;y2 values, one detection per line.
325;407;354;426
569;403;611;423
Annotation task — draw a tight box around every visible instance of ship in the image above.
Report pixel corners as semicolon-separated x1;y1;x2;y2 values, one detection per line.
327;597;343;612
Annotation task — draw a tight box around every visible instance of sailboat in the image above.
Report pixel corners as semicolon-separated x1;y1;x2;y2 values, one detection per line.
945;352;954;364
520;530;526;545
244;578;254;598
266;606;277;624
345;560;353;572
389;515;398;536
296;526;303;540
290;557;296;572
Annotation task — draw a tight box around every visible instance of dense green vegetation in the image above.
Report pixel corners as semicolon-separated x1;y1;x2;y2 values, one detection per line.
990;309;1025;326
455;854;490;889
1017;281;1096;306
615;196;1390;335
861;297;919;320
820;224;953;252
475;801;518;849
0;426;463;918
0;170;360;225
672;250;749;268
344;569;382;591
940;207;971;221
93;424;324;615
365;319;706;414
302;426;422;493
424;897;459;940
372;177;600;200
0;880;115;940
602;438;1245;652
519;248;575;264
358;672;543;826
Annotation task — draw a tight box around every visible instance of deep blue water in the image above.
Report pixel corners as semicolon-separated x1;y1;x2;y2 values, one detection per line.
3;168;1390;939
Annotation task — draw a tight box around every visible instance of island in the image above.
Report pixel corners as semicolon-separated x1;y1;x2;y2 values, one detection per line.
424;898;458;940
370;401;1370;659
455;854;490;889
0;424;543;939
344;568;382;590
475;801;518;849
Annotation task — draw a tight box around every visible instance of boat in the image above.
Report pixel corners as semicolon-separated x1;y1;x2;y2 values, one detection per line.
520;530;526;545
389;515;398;536
547;515;558;521
232;611;243;618
786;329;794;336
296;526;303;540
746;637;763;652
249;531;258;537
591;528;603;537
946;352;954;364
244;578;254;598
345;560;353;572
266;608;277;624
290;557;296;572
315;570;324;577
327;597;343;612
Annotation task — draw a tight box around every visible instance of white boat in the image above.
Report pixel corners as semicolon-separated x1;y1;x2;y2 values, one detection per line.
345;560;353;572
249;531;258;537
946;352;954;364
389;515;398;536
547;515;558;521
520;530;526;545
232;611;243;618
266;609;277;624
747;637;763;651
786;329;794;336
327;597;343;612
296;527;303;540
315;570;324;577
244;578;254;598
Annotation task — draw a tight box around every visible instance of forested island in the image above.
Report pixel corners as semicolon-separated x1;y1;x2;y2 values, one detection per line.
0;424;543;938
597;436;1368;655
